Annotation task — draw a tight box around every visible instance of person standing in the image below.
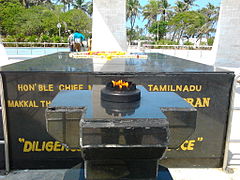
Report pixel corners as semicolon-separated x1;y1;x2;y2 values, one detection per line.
67;30;74;52
88;35;92;51
73;31;85;52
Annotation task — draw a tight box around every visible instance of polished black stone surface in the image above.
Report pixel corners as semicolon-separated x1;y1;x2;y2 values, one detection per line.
46;85;195;179
0;52;226;72
46;85;196;149
49;86;195;119
0;51;235;170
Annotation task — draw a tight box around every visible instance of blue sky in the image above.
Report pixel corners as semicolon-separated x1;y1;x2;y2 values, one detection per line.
134;0;222;28
139;0;221;8
63;0;222;28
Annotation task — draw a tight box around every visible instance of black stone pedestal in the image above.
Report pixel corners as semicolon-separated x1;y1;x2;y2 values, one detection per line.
47;85;197;179
85;159;159;179
63;164;173;180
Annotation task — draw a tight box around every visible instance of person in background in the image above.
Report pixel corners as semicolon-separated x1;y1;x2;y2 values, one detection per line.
88;35;92;51
67;30;74;52
73;31;85;52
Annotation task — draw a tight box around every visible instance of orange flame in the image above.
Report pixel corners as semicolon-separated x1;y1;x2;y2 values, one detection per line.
112;80;129;89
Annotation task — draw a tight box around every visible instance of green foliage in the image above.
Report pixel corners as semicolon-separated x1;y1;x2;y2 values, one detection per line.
73;0;89;14
11;33;26;42
50;36;61;43
155;39;178;45
3;34;25;42
25;35;38;42
200;41;207;46
19;6;54;36
127;0;141;42
0;0;25;35
63;9;92;35
0;1;92;42
207;37;215;46
140;0;219;43
127;29;139;41
86;1;93;16
148;21;168;40
174;0;196;12
183;41;194;45
169;11;206;40
127;0;141;28
0;0;219;44
39;34;51;42
174;1;187;13
3;35;16;42
143;0;161;26
143;0;170;27
127;26;147;41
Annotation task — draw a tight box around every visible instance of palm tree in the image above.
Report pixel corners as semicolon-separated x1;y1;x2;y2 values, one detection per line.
159;0;171;40
143;0;171;26
86;1;93;16
174;1;186;13
73;0;93;16
73;0;88;11
160;0;170;22
19;0;52;8
19;0;29;8
56;0;73;12
197;3;220;40
143;0;171;41
143;0;160;27
171;0;197;41
183;0;197;10
202;3;219;23
174;0;196;13
127;0;141;42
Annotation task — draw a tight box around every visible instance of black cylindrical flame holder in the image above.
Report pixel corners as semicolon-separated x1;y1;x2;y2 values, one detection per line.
101;81;141;103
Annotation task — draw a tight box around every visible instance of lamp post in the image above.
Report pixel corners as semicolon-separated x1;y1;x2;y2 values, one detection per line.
157;19;159;41
57;23;61;37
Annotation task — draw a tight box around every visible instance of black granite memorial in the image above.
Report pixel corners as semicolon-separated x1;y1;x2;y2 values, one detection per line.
46;80;197;179
0;52;234;170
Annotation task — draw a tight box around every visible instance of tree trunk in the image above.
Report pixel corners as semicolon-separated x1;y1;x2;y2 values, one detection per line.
178;29;184;43
171;29;177;41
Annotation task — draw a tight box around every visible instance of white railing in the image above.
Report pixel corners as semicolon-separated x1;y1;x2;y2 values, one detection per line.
128;44;214;65
4;42;213;63
3;42;213;49
142;44;213;50
2;42;68;48
3;42;70;57
3;41;213;50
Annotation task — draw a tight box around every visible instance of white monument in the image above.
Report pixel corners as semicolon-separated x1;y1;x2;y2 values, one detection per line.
0;43;9;66
92;0;127;51
213;0;240;68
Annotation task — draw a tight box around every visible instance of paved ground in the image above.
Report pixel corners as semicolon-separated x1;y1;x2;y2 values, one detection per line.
170;168;240;180
0;167;240;180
